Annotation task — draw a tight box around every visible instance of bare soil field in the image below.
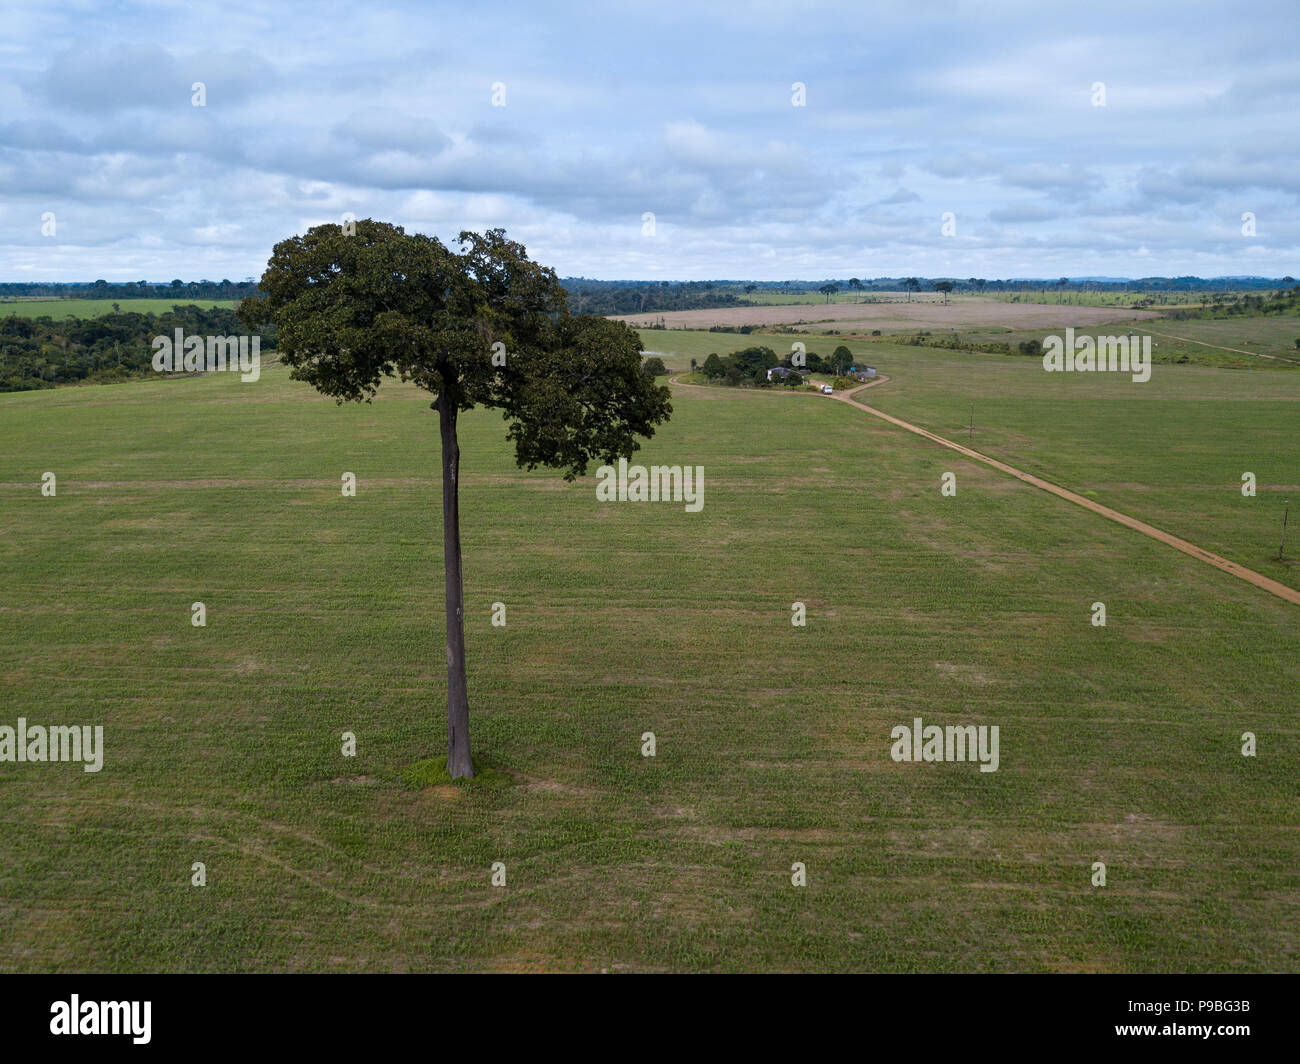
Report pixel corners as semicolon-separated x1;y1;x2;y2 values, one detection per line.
612;298;1161;332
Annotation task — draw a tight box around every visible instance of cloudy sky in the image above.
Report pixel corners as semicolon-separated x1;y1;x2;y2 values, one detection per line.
2;0;1296;282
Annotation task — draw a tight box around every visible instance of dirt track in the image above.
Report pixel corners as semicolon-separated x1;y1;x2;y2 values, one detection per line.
1144;328;1300;365
670;373;1300;607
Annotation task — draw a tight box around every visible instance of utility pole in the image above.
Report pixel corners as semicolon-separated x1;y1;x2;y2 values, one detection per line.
1280;499;1291;561
968;403;974;439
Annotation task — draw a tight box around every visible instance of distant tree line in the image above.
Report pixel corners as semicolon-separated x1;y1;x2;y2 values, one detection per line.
6;276;1294;312
6;275;1297;306
780;276;1299;297
560;279;748;316
0;279;261;301
0;305;275;391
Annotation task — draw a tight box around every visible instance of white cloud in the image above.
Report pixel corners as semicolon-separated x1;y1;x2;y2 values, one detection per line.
0;0;1296;279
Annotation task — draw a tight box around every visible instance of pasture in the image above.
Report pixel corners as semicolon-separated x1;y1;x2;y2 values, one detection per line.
1;341;1296;972
0;298;238;319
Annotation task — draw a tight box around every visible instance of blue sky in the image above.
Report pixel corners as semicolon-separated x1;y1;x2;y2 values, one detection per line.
2;0;1297;281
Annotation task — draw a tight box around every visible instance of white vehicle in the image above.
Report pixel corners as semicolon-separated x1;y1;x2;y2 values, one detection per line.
821;384;833;394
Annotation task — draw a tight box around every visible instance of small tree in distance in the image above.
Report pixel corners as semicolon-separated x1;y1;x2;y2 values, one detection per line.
239;221;672;778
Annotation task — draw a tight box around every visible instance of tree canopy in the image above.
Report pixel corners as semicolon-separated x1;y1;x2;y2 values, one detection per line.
239;222;671;481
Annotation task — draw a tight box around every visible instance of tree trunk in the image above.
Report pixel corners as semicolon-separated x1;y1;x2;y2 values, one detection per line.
437;390;474;779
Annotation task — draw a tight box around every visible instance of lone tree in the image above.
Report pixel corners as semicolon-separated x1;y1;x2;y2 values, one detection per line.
239;221;672;778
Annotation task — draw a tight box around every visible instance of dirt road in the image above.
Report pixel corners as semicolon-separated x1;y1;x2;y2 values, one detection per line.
1145;328;1300;365
670;373;1299;606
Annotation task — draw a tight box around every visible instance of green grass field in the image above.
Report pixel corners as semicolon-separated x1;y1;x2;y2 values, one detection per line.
860;343;1300;591
0;298;238;319
1144;317;1300;360
1;342;1297;972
